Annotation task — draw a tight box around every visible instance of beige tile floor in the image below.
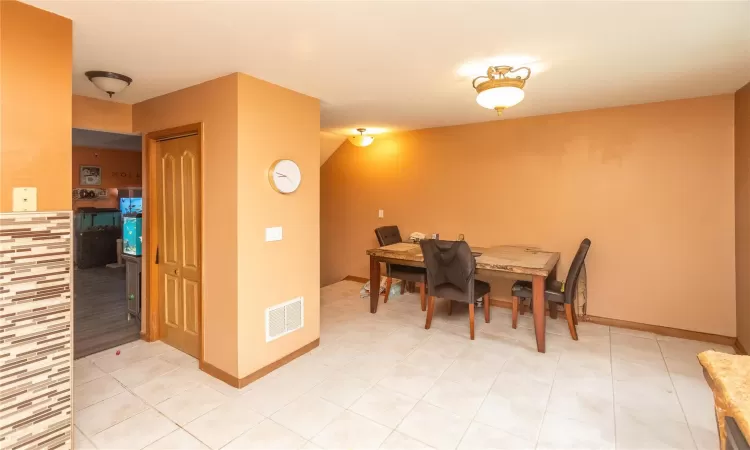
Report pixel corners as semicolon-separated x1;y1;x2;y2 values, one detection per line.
74;280;733;450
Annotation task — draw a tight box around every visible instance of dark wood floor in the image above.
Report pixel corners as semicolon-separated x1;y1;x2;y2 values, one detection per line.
74;266;140;359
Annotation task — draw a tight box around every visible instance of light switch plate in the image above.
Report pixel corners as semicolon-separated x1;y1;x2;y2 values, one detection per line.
378;209;384;218
265;226;283;242
13;187;37;212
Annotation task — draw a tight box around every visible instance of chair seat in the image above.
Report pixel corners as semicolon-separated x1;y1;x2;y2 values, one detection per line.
389;264;426;283
433;279;490;303
511;280;565;304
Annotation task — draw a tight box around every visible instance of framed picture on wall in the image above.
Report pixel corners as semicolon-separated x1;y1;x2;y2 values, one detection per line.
80;165;102;186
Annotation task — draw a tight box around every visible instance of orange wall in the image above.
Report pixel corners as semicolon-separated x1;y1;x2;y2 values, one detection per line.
236;73;320;378
736;82;750;350
0;1;72;212
321;95;737;336
72;147;142;209
73;95;132;133
133;75;240;376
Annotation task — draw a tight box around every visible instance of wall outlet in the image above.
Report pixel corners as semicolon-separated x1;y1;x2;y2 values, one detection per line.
265;226;282;242
12;187;37;212
378;209;384;218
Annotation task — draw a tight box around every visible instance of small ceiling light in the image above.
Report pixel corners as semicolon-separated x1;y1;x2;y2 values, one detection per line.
348;128;375;147
472;66;531;115
85;71;133;98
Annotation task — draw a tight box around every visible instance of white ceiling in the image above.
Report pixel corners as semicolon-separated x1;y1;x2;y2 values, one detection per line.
30;0;750;139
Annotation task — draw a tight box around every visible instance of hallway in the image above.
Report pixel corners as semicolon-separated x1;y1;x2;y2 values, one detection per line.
74;267;140;359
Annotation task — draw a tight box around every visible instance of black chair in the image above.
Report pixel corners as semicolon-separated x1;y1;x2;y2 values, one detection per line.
511;238;591;340
420;239;491;340
375;226;428;311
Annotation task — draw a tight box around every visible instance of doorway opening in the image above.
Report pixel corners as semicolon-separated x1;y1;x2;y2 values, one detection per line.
72;128;143;359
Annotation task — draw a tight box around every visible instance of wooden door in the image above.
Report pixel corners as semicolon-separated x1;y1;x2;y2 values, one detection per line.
157;135;201;358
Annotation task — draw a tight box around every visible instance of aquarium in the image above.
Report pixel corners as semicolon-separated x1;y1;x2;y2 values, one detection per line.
119;197;143;215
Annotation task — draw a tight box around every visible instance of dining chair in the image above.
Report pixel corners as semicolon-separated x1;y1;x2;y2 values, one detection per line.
420;239;491;340
510;238;591;340
374;226;428;311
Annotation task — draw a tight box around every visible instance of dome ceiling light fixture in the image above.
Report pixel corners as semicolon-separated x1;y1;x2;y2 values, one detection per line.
85;71;133;98
348;128;375;147
472;66;531;115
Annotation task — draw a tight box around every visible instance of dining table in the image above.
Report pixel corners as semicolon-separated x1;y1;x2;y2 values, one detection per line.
366;242;560;353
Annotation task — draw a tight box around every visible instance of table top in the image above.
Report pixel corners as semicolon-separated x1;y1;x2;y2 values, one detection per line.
698;350;750;440
366;242;560;277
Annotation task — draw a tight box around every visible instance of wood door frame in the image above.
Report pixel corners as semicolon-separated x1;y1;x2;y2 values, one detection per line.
143;123;204;363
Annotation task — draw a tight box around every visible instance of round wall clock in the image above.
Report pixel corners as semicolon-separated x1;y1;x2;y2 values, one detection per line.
268;159;302;194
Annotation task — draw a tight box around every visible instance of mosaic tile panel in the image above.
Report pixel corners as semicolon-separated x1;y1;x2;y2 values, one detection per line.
0;212;72;450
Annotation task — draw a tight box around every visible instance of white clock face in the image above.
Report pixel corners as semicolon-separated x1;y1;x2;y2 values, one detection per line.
270;159;301;194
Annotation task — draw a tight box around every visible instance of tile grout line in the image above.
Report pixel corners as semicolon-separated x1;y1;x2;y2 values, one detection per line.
132;362;255;450
374;329;455;448
361;314;436;448
609;325;618;450
82;350;227;449
224;317;423;450
532;346;562;450
75;354;169;446
453;357;509;449
344;321;456;448
657;339;701;450
269;314;433;449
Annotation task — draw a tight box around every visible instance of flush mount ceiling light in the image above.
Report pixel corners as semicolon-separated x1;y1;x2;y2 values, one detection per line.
85;71;133;98
348;128;375;147
472;66;531;115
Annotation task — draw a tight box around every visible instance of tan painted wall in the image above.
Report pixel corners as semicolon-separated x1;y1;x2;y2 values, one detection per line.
321;95;737;336
73;95;133;133
133;74;240;376
236;74;320;378
736;82;750;350
0;1;72;212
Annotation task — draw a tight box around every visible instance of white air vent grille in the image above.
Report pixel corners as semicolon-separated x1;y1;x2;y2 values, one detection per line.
265;297;304;342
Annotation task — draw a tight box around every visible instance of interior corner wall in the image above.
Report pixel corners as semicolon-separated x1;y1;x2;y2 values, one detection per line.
72;95;133;134
736;81;750;350
132;74;240;377
236;73;320;378
1;0;72;212
321;94;736;337
0;2;74;449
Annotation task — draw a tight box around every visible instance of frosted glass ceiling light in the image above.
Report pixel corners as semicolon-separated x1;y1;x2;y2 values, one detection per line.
472;66;531;115
348;128;375;147
85;71;132;98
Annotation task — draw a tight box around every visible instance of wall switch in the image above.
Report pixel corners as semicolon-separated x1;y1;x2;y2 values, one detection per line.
265;226;282;242
378;209;384;218
12;187;37;212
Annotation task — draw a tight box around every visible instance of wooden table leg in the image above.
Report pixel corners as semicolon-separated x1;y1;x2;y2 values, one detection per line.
532;275;546;353
369;256;380;314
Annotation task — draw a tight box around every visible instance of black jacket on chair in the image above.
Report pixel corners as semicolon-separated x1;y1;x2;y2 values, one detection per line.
419;239;490;303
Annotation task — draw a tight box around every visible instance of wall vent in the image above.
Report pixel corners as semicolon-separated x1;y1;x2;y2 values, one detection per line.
265;297;304;342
